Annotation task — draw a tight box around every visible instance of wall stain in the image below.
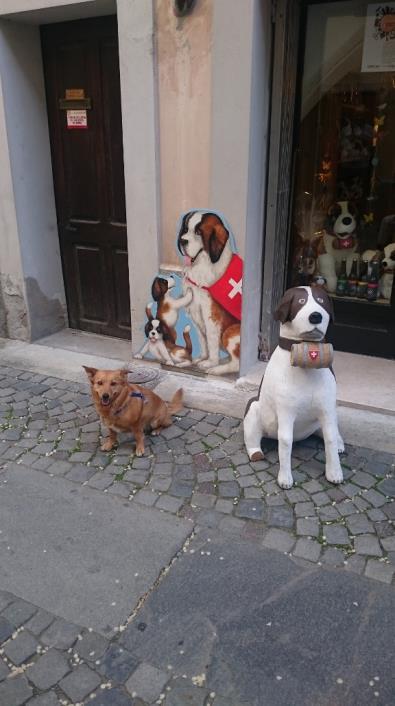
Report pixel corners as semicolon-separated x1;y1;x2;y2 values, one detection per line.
25;277;66;341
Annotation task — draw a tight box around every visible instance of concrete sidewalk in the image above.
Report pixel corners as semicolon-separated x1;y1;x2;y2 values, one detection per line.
0;362;394;705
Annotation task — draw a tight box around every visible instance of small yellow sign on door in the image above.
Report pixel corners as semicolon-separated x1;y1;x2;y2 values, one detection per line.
65;88;85;100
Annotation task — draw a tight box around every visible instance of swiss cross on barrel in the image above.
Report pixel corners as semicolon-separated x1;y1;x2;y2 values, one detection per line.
208;254;243;321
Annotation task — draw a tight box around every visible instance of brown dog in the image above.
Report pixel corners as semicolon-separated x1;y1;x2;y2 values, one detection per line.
83;367;183;456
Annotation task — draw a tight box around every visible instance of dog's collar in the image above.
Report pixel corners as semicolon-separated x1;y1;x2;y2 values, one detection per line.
185;276;209;290
113;391;146;416
278;336;327;351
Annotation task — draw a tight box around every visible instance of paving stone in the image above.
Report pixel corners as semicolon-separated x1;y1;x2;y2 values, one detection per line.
311;491;331;507
88;472;115;490
28;691;60;705
367;508;387;522
191;492;216;508
366;460;392;476
377;478;395;497
344;555;366;574
263;528;295;553
215;499;234;514
0;674;33;705
0;658;9;682
244;487;263;498
364;559;394;584
65;464;95;483
32;456;56;472
76;630;109;661
363;489;387;508
346;513;375;535
90;687;136;705
380;536;395;552
285;488;309;504
322;547;345;566
98;644;137;683
134;489;158;507
352;496;370;512
266;506;294;529
296;518;319;537
354;534;383;557
165;683;208;706
46;460;72;476
27;648;69;689
302;479;323;494
383;503;395;520
294;501;315;517
352;471;376;489
0;616;14;643
217;468;234;481
323;524;350;546
318;505;340;521
149;476;171;492
41;618;80;649
168;479;194;497
60;663;101;701
265;494;286;506
342;483;361;499
237;475;257;488
124;470;149;485
235;499;265;520
125;662;168;701
218;481;240;498
336;500;356;517
155;495;184;513
107;482;131;498
293;538;321;562
3;630;39;665
2;599;37;628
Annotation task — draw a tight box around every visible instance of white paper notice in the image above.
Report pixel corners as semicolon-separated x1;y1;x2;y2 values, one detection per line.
362;3;395;72
66;109;88;129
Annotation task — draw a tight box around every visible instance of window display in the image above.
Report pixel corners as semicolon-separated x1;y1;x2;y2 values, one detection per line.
290;1;395;312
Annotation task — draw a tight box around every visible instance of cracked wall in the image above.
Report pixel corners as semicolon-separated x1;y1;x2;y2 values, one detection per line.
0;273;29;339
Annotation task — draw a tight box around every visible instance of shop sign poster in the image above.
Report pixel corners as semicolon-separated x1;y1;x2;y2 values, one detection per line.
362;3;395;72
66;109;88;129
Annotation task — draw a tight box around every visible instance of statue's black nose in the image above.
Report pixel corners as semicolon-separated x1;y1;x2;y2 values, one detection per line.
342;216;352;225
309;312;322;324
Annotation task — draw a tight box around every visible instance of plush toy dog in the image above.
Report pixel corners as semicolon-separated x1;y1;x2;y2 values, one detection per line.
318;201;359;292
380;242;395;299
244;286;344;489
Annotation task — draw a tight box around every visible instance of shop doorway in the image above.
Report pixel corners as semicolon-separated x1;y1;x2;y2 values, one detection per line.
41;16;131;339
288;0;395;358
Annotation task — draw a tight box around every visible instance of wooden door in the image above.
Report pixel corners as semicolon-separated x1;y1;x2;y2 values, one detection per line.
41;16;131;339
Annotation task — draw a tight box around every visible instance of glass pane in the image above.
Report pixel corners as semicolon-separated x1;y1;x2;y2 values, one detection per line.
290;1;395;306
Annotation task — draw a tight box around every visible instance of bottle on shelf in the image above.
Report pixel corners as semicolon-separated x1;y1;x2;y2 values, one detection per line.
336;259;348;296
346;258;358;297
356;260;368;299
366;260;380;301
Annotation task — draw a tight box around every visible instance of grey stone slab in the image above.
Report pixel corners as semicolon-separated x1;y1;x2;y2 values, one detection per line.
322;548;345;566
0;466;191;634
27;691;60;706
363;489;387;508
191;492;216;509
302;480;323;494
41;618;80;650
124;470;149;485
169;480;194;498
311;491;331;507
296;518;319;537
342;483;361;499
149;476;171;492
88;472;114;490
1;599;37;628
3;631;39;665
215;499;234;514
155;495;184;513
294;501;315;517
218;481;240;498
346;514;374;535
354;535;383;557
235;499;265;520
318;505;340;521
76;630;109;661
344;555;366;575
244;487;263;498
367;508;387;522
165;684;207;706
266;506;294;529
353;496;370;512
0;674;33;706
323;525;350;546
65;464;95;483
263;529;295;553
89;688;135;705
364;560;394;584
59;663;101;701
336;500;357;517
98;644;137;683
380;536;395;552
352;471;376;489
377;478;395;497
134;489;158;507
293;538;321;562
27;648;69;689
0;616;14;643
125;662;168;701
237;475;257;488
285;488;309;504
0;659;9;682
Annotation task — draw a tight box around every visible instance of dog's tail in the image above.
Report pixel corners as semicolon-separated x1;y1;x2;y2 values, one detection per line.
167;388;183;415
182;325;192;356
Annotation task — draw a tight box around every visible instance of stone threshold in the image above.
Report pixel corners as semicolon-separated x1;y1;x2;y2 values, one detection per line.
1;333;394;454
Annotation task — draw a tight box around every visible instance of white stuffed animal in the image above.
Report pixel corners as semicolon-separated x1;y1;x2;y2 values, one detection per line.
380;243;395;300
244;286;344;489
318;201;359;292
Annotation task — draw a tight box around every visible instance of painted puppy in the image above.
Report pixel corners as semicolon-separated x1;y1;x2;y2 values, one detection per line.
135;308;192;367
150;275;193;343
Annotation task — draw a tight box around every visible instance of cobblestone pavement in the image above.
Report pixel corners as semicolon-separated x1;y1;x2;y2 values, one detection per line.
0;364;394;705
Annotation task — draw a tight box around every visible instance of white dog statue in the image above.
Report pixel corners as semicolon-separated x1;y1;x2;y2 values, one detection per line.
244;286;344;489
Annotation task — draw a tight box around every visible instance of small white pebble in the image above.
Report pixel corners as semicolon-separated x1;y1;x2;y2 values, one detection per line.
336;678;343;684
374;692;379;697
369;680;374;686
276;675;282;681
374;677;380;681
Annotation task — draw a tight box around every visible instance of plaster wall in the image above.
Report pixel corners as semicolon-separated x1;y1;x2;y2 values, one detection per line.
0;19;66;340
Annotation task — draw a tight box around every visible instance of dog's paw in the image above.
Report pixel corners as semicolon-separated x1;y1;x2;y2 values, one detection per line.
325;468;343;485
134;353;143;359
277;472;294;490
337;436;345;454
135;448;144;457
101;441;115;452
197;359;218;370
249;450;264;462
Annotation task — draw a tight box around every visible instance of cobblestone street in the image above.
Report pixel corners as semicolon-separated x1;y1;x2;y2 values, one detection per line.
0;364;394;705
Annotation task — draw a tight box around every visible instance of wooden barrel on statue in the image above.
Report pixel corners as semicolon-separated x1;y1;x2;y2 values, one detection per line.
290;342;334;369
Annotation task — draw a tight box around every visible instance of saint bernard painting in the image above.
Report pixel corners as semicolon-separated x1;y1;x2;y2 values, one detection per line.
135;210;243;375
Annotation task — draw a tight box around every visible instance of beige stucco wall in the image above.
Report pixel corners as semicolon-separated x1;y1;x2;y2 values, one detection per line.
155;0;212;266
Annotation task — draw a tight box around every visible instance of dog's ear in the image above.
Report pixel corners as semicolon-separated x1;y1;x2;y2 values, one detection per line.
177;211;194;253
151;277;167;302
273;289;296;323
145;304;154;321
199;213;229;263
118;368;129;379
83;366;97;382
